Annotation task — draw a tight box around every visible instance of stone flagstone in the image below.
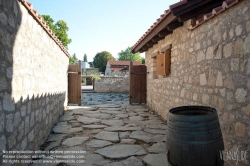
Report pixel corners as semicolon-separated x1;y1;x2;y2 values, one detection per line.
61;146;87;154
86;139;113;148
73;110;101;115
129;116;144;120
77;116;101;124
120;139;136;144
101;120;124;126
67;106;97;111
94;131;119;143
71;122;81;127
82;125;108;129
119;132;130;139
148;142;166;153
44;141;61;151
104;126;142;132
47;134;67;142
115;114;128;118
96;104;121;108
40;93;170;165
100;110;125;114
69;127;83;133
143;153;169;166
59;115;75;122
103;156;144;166
144;128;166;135
125;120;164;126
95;145;147;159
62;137;89;146
129;131;165;143
98;108;122;111
53;126;71;134
146;124;167;130
84;113;113;119
84;154;110;166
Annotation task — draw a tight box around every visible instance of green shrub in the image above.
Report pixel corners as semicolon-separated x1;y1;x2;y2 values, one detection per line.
92;75;101;82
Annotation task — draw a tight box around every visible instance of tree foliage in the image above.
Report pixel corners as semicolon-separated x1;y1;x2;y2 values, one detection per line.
118;47;142;62
93;51;115;72
69;53;78;64
83;54;88;62
141;57;145;64
41;15;72;48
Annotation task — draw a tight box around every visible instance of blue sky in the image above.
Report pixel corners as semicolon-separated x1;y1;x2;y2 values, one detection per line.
28;0;179;61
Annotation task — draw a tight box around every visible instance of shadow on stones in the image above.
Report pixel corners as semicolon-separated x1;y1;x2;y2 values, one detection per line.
0;0;66;163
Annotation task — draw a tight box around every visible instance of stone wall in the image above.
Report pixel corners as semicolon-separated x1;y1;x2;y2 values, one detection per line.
0;0;69;159
145;1;249;165
94;76;129;93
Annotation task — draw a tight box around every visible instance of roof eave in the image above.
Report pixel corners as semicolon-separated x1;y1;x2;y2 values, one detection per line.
132;12;176;53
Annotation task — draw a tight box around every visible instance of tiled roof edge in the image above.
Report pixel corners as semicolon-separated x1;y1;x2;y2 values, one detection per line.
131;9;171;51
18;0;71;58
188;0;240;31
131;0;190;52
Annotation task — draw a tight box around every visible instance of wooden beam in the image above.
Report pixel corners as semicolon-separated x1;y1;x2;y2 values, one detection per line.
147;41;154;47
158;29;173;37
171;0;212;16
177;0;225;22
152;35;164;43
166;21;183;31
132;12;176;53
139;46;149;53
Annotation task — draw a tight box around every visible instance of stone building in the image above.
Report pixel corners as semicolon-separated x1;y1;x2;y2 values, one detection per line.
105;60;141;76
0;0;69;157
132;0;250;165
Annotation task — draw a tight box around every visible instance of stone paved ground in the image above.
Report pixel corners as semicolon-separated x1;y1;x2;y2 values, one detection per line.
39;93;170;166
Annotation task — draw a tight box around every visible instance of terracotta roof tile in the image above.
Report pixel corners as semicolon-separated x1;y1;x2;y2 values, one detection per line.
212;6;225;15
188;0;239;31
18;0;70;57
169;0;188;10
132;0;242;52
204;12;214;21
131;9;172;51
223;0;239;8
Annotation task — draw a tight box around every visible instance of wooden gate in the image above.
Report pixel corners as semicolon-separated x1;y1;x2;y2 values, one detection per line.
129;62;147;104
68;61;82;106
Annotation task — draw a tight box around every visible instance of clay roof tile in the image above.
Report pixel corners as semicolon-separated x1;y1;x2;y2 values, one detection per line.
18;0;70;57
190;0;239;31
223;0;238;8
212;6;225;15
204;12;214;21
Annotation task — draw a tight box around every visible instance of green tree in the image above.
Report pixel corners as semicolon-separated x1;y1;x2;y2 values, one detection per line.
41;15;56;32
93;51;115;72
69;53;78;64
118;47;142;62
83;54;88;62
141;57;145;64
41;15;72;48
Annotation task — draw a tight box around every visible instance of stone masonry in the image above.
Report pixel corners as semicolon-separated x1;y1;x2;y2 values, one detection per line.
94;76;129;93
0;0;69;161
145;1;250;165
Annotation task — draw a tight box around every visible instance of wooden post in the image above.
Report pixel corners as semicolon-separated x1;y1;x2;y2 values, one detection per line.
78;61;82;106
129;61;133;104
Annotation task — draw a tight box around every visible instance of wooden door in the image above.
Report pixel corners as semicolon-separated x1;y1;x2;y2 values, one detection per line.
68;61;82;106
129;62;147;104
